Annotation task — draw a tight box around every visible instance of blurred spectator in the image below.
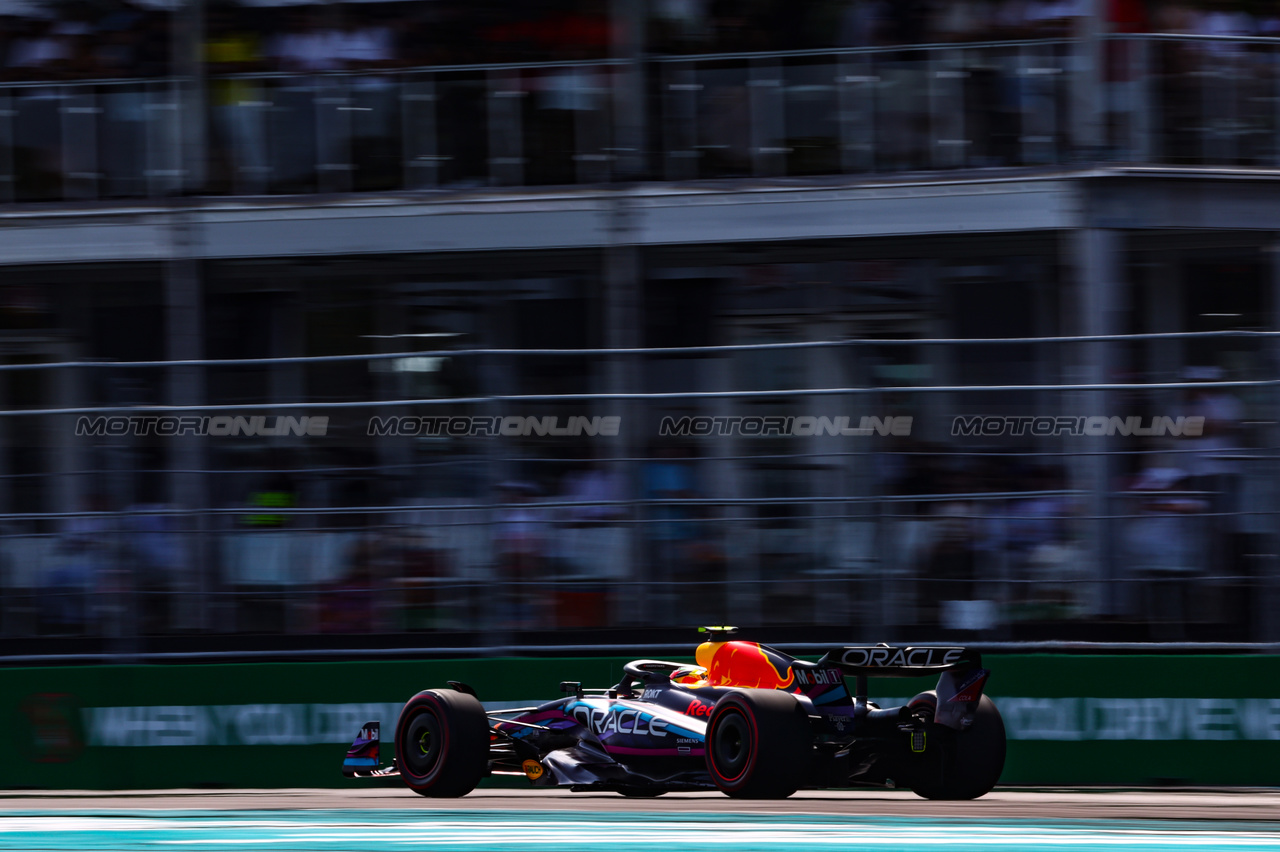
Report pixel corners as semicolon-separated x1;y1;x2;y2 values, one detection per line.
1104;0;1150;154
244;471;298;528
934;0;997;42
1184;365;1246;579
496;480;548;628
272;8;342;73
1026;0;1089;37
682;503;727;624
1006;465;1083;616
389;529;448;631
206;7;270;193
1108;0;1149;35
44;495;112;633
335;13;396;70
1190;0;1255;165
838;0;889;47
553;459;627;627
560;460;626;523
1261;8;1280;38
1188;0;1254;165
319;537;377;632
1195;0;1255;42
652;0;712;50
98;10;154;196
95;25;139;77
17;0;1280;85
1153;1;1202;160
1155;0;1197;34
924;468;978;625
1184;365;1244;486
994;0;1037;39
6;18;72;80
1123;460;1209;637
3;0;1230;82
126;504;181;633
1006;467;1068;562
644;442;698;611
528;58;606;184
337;13;401;190
477;0;609;62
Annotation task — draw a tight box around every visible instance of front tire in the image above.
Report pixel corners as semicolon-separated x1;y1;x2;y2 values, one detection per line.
907;691;1005;800
394;689;490;797
705;689;812;798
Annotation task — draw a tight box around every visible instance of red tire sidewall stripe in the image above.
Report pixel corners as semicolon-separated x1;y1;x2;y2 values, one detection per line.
708;701;757;789
398;693;451;790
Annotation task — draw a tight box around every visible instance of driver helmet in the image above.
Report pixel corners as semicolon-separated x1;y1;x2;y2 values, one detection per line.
669;665;708;686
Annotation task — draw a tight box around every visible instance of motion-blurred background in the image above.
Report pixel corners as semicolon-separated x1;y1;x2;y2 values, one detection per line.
0;0;1277;658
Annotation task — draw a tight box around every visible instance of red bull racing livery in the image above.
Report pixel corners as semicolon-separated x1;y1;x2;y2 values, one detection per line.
342;629;1006;799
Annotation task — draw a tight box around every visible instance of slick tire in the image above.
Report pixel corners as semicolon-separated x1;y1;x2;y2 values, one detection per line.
705;688;812;799
394;688;490;797
907;691;1006;801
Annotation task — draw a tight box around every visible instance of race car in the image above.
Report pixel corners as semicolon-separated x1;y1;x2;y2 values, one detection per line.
342;628;1005;799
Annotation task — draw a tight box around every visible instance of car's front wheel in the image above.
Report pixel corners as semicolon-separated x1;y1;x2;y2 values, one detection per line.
705;689;812;798
394;689;490;797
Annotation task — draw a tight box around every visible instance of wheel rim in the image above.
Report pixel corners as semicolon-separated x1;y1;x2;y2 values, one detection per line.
712;709;751;781
402;708;442;778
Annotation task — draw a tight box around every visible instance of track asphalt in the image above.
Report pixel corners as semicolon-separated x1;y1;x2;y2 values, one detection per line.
0;790;1276;851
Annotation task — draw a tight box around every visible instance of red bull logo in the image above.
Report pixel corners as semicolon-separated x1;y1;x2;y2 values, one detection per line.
700;641;795;690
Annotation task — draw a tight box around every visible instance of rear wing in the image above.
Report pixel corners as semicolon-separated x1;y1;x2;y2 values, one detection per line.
816;645;982;677
817;644;989;731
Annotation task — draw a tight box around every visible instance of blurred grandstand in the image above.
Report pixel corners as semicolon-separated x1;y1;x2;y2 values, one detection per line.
0;0;1278;659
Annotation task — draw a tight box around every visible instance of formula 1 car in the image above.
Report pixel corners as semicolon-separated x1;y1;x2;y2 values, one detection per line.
342;629;1005;799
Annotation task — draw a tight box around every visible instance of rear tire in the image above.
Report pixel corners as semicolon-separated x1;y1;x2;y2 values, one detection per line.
394;688;490;797
907;691;1005;801
705;689;812;799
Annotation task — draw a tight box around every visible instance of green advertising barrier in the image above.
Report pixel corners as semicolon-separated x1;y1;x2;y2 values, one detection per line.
3;654;1279;790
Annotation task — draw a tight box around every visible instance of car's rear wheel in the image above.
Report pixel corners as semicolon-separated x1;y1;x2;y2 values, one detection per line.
394;689;490;797
705;689;812;798
906;690;1006;800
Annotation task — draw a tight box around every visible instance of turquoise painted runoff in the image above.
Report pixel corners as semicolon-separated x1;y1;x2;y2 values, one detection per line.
1;811;1277;851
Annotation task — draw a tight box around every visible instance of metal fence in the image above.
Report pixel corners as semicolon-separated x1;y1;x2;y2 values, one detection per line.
0;331;1276;648
6;34;1280;201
